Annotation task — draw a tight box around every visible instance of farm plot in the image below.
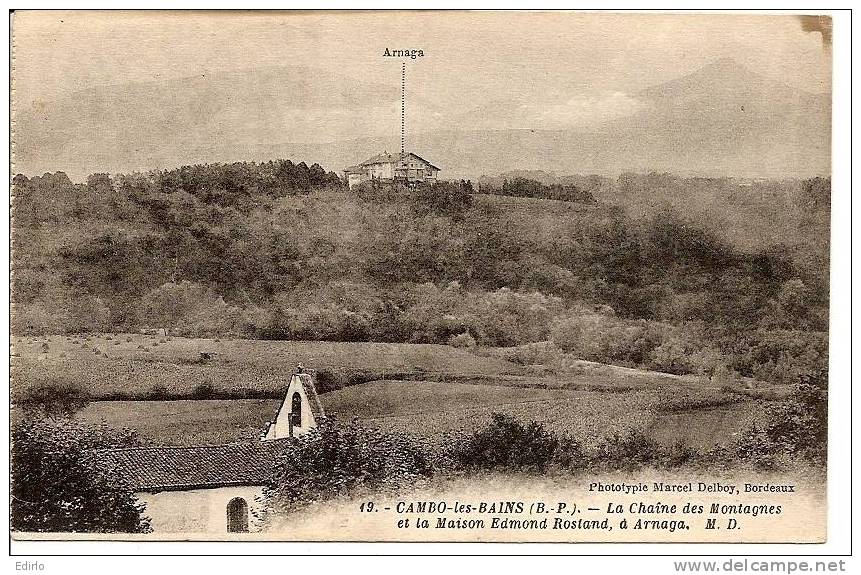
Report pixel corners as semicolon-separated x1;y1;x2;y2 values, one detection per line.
321;379;577;419
325;380;765;451
73;399;281;446
11;334;522;399
68;379;765;450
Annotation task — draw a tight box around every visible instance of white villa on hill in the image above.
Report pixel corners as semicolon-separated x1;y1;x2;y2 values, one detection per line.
96;371;323;534
344;151;440;188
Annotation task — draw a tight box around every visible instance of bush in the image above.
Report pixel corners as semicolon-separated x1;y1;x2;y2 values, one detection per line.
11;416;151;533
592;429;662;469
551;312;671;368
661;439;699;468
263;419;432;513
448;413;560;472
711;363;740;387
411;180;474;219
313;368;383;393
448;332;476;349
731;369;827;467
138;281;243;338
492;177;596;203
190;382;216;399
146;385;171;400
498;341;561;366
656;386;744;413
404;284;565;346
15;382;89;418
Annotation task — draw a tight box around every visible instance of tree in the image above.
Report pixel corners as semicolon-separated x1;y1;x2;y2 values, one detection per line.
411;180;473;220
800;177;831;211
137;280;238;335
263;419;431;513
733;367;827;466
11;417;151;533
449;413;561;471
17;381;90;418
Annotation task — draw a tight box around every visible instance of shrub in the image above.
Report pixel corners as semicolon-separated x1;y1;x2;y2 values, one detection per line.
448;332;476;349
309;368;348;393
661;439;699;468
263;419;432;513
656;386;744;413
593;428;662;469
16;382;90;418
11;416;151;533
448;413;560;472
190;382;216;399
146;385;171;401
499;341;561;366
711;363;740;387
313;368;382;393
732;369;827;466
552;435;587;469
551;312;671;368
411;180;474;219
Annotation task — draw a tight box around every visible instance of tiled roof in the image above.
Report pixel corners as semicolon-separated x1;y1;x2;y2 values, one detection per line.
358;152;441;171
94;439;294;492
344;165;366;174
407;153;441;171
359;153;401;166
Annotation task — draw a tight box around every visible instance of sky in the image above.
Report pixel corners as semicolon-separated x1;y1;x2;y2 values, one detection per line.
13;10;832;131
11;11;833;179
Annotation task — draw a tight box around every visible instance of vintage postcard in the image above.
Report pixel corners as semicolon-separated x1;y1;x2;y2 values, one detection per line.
9;9;839;547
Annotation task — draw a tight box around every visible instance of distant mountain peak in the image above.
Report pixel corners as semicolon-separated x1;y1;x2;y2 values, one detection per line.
638;57;819;101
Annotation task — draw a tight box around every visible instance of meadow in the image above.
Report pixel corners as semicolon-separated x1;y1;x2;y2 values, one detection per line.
69;383;765;451
13;333;776;453
10;333;519;399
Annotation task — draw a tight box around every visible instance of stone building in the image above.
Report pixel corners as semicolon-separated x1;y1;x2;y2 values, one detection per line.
344;151;440;188
96;371;323;535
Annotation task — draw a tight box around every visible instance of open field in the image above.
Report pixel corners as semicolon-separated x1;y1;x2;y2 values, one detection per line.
66;380;769;451
70;399;281;446
11;334;522;399
322;379;576;419
12;334;780;400
15;334;775;453
330;381;768;451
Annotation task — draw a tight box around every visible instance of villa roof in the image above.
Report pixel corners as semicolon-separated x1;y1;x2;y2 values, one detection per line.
94;439;294;492
408;153;441;171
357;152;441;171
359;152;401;166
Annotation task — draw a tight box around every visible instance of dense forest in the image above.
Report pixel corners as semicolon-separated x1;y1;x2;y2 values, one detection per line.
11;160;830;384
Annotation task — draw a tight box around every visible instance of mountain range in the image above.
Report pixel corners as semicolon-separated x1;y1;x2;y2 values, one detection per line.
13;58;830;180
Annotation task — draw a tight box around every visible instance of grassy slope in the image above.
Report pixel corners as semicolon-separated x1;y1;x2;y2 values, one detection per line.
11;334;521;398
17;333;771;451
75;399;281;446
71;380;767;450
14;332;770;399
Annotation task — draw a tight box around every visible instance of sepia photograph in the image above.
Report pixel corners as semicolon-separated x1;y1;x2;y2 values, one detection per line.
7;8;845;552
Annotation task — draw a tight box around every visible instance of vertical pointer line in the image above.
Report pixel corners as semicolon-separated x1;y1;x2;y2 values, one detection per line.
401;62;405;155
